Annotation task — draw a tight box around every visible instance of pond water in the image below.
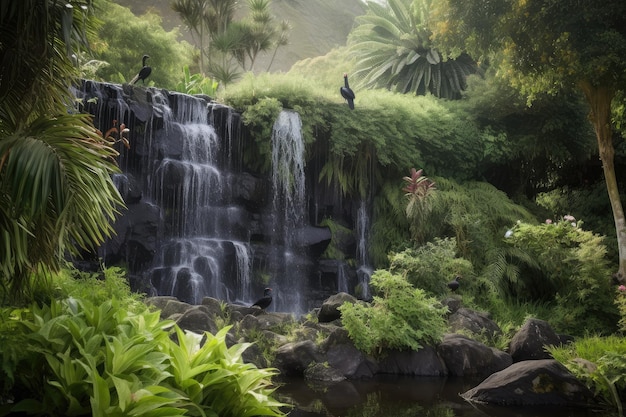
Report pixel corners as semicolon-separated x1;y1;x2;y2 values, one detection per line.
276;376;606;417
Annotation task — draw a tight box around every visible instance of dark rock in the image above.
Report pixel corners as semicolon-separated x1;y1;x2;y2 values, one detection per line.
201;296;225;319
304;363;346;383
509;318;562;362
441;297;462;315
241;342;269;368
321;327;377;378
174;305;218;334
377;347;448;376
437;334;512;378
273;340;323;376
159;298;193;319
448;308;502;340
318;292;357;323
461;359;597;407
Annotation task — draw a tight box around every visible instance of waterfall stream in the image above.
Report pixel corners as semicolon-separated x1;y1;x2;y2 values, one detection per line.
268;110;308;314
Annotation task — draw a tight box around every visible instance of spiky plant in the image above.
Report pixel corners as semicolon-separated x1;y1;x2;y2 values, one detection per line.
348;0;477;99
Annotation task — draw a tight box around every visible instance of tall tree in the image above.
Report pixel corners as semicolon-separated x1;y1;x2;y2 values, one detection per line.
429;0;626;277
348;0;477;99
0;0;123;300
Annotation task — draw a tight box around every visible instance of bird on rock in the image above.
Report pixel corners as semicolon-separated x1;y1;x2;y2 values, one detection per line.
130;54;152;85
251;287;273;310
447;275;461;292
340;73;355;110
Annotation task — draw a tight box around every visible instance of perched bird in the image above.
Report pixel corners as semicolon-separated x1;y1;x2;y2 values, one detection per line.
447;275;461;292
130;55;152;85
251;287;273;310
340;73;355;110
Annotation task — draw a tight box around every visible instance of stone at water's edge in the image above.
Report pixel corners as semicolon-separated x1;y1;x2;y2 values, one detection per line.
461;359;597;407
437;333;512;379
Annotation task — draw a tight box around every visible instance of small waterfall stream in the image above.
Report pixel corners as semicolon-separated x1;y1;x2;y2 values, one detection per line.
356;199;372;299
268;110;308;314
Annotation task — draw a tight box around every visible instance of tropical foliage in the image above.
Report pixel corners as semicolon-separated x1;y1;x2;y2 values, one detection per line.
339;270;448;355
91;0;195;89
0;0;123;301
0;297;286;416
348;0;477;98
429;0;626;278
503;217;619;335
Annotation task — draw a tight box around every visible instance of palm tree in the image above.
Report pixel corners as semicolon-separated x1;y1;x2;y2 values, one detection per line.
348;0;477;99
0;0;123;300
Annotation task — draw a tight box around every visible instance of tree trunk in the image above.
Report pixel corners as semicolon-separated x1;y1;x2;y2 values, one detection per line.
579;80;626;280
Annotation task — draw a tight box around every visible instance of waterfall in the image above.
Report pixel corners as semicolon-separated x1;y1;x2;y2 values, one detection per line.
74;81;334;313
141;90;252;304
337;262;349;293
356;199;372;299
268;110;308;313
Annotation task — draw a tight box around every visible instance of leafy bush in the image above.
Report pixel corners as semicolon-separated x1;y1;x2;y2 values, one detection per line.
548;335;626;414
505;217;618;335
0;297;286;416
338;270;448;355
388;238;473;296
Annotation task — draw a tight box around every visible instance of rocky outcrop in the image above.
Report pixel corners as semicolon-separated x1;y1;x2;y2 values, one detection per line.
509;318;564;362
145;293;597;410
447;308;502;341
461;359;596;407
377;347;447;376
437;334;512;379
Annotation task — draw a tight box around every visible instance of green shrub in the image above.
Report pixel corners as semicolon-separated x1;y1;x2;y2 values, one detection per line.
0;297;286;417
388;238;474;296
338;270;448;355
549;335;626;414
505;217;618;335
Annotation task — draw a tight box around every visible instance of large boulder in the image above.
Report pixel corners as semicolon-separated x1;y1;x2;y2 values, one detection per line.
321;327;377;378
273;340;324;376
509;318;562;362
174;305;218;335
318;292;358;323
437;334;512;379
448;308;502;340
461;359;597;407
377;347;448;376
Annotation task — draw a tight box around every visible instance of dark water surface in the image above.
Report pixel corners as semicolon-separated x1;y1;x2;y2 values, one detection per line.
276;375;607;417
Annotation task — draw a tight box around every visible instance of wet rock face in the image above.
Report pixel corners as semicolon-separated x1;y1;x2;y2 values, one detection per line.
461;359;597;407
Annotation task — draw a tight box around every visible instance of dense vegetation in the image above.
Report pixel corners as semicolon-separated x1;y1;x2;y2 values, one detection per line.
2;0;626;414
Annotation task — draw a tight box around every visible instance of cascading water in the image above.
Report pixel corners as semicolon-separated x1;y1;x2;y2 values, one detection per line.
139;89;254;305
268;110;308;313
74;81;332;312
356;199;372;299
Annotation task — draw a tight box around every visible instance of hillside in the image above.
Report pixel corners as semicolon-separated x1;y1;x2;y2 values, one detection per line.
113;0;366;73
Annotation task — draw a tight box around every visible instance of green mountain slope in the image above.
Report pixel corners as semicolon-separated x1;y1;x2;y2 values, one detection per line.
112;0;366;72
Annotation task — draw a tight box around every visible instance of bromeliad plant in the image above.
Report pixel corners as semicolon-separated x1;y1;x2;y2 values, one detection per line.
1;297;286;417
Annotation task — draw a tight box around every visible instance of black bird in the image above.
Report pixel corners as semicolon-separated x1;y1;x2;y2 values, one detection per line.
340;73;355;110
251;287;272;310
447;275;461;292
130;54;152;85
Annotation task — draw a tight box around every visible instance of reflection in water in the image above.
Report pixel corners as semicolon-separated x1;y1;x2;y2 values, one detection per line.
276;376;602;417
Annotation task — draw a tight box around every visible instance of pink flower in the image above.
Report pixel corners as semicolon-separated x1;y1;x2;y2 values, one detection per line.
563;215;575;222
618;285;626;292
545;219;552;224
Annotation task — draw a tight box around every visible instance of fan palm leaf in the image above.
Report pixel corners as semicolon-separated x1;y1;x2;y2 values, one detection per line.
0;0;123;300
349;0;477;99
